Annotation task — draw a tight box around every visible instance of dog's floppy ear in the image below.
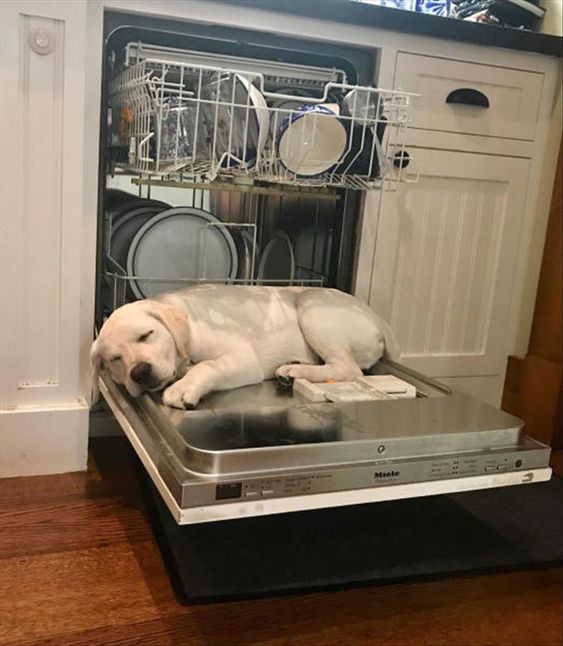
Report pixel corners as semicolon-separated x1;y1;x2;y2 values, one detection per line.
148;301;189;359
89;338;103;405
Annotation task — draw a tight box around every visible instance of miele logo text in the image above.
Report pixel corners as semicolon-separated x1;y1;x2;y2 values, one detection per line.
374;470;400;478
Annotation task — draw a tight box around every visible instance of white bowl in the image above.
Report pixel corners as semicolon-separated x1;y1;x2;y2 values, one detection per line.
269;99;305;139
276;104;347;177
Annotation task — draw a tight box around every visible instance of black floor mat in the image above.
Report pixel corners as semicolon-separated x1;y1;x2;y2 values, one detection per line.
138;469;563;602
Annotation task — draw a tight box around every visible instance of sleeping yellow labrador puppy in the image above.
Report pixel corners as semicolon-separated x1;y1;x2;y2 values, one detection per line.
90;285;399;409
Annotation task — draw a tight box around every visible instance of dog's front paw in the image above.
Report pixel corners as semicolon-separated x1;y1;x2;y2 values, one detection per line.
162;382;199;410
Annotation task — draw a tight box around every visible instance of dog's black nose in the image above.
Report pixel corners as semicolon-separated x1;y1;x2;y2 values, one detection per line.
130;362;153;385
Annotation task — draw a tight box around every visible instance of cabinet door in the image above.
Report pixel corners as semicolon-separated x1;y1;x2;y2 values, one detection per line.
369;149;530;378
0;0;92;476
1;0;89;408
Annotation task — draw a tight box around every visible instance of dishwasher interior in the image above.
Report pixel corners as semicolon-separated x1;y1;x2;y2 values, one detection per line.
94;10;552;525
96;12;414;325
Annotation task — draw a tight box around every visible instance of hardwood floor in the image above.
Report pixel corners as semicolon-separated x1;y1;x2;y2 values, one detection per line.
1;438;561;646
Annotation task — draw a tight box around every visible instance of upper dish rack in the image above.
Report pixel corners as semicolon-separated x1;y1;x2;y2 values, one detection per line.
108;45;417;190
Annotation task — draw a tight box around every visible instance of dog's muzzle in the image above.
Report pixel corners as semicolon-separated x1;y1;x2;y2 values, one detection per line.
130;362;156;387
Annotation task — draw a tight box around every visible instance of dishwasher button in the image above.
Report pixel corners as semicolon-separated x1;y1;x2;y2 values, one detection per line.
261;489;274;496
484;466;496;472
245;490;258;498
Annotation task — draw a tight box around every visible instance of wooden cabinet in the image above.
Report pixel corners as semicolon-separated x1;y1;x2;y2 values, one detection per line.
355;44;560;407
367;149;530;400
502;141;562;447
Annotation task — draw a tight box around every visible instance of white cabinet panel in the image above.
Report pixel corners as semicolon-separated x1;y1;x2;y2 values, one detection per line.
0;0;90;476
369;149;529;378
1;1;88;407
395;53;544;141
17;14;65;388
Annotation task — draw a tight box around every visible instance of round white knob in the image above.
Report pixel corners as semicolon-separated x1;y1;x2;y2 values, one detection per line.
28;28;54;55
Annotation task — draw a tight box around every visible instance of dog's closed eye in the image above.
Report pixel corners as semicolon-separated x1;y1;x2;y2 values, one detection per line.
110;355;122;363
138;330;154;343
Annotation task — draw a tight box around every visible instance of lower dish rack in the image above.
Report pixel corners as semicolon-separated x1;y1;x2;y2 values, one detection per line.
102;184;333;312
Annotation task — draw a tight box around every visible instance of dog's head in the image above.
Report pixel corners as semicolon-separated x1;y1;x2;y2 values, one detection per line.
90;299;189;401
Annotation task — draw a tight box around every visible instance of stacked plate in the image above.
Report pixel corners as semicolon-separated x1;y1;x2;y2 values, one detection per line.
126;207;238;298
105;191;239;305
257;231;295;283
105;189;170;221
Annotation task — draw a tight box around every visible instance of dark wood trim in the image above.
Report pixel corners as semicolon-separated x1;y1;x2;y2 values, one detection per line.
502;138;562;448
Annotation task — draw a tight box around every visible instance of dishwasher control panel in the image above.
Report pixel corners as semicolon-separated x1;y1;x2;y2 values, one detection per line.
213;450;543;503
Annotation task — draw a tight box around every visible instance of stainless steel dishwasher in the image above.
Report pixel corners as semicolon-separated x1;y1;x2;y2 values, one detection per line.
94;12;551;525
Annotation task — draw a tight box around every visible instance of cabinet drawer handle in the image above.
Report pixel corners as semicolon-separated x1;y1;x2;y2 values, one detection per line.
446;88;490;109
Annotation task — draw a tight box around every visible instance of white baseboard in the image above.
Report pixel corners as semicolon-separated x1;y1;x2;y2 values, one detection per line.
0;403;89;478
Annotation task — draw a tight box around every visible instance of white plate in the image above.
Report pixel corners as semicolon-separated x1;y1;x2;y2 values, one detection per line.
239;76;269;158
105;204;168;310
257;231;295;283
277;104;347;177
233;228;259;281
127;207;238;299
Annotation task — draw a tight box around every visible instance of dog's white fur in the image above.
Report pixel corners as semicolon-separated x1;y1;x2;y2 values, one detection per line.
90;285;399;409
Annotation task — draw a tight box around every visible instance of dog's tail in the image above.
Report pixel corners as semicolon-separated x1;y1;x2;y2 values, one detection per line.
376;315;401;362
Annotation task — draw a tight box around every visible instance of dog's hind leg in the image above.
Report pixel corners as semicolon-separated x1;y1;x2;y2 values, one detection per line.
275;349;362;383
275;289;386;383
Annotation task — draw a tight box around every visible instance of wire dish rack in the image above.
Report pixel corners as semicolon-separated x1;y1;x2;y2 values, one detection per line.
105;261;326;312
105;244;326;311
108;47;417;190
102;187;329;313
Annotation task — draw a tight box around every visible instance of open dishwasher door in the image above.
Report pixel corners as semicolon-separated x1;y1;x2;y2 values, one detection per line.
98;360;551;525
